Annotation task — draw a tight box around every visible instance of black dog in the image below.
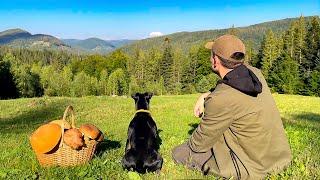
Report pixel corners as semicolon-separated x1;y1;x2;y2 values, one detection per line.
121;92;163;173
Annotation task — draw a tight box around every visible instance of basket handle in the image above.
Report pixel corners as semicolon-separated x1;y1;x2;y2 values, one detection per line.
59;105;76;147
62;105;76;128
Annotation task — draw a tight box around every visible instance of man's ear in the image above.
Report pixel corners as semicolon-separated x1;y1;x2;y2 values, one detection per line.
213;55;219;68
145;92;153;100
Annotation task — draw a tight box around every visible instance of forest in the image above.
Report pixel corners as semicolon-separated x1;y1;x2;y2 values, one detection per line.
0;16;319;99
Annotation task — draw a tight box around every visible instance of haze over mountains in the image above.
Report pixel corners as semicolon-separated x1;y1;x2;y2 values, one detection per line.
0;16;316;54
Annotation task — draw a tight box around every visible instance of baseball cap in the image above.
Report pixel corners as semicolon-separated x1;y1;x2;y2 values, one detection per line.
205;34;246;62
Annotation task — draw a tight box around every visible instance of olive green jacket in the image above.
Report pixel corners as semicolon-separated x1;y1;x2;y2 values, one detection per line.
188;66;292;179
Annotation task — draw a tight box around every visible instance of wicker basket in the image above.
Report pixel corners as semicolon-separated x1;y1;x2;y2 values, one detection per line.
33;106;98;167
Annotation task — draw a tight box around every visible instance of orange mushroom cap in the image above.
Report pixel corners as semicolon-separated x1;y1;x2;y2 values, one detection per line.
30;123;62;154
79;124;101;140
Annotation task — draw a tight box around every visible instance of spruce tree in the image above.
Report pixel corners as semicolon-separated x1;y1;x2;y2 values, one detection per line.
260;29;279;78
283;22;297;58
269;53;300;94
304;16;320;71
196;45;211;82
293;15;307;65
181;45;198;93
160;38;175;93
245;40;256;65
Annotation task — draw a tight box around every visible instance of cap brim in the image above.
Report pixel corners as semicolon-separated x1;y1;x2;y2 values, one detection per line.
205;41;214;49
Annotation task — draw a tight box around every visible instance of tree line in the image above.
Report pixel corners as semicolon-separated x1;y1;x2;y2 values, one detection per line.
252;16;320;96
0;16;319;99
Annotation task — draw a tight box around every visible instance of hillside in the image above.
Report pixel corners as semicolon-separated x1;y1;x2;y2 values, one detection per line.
0;28;68;49
121;16;315;54
0;16;316;55
0;94;319;179
62;38;135;54
0;29;135;54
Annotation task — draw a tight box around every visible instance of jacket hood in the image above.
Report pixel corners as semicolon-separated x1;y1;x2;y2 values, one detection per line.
221;65;262;97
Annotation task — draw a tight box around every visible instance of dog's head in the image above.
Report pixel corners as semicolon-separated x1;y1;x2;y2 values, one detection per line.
131;92;153;110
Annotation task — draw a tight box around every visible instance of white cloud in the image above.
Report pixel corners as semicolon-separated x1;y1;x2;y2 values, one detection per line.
149;32;163;38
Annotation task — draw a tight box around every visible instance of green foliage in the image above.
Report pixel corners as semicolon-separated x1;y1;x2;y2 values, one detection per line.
260;29;280;77
98;70;109;95
269;53;300;94
107;68;127;96
306;70;320;96
71;71;98;97
128;75;141;95
196;76;211;93
160;41;175;92
206;74;219;88
227;24;240;36
0;58;18;99
304;16;320;71
195;45;211;82
13;65;43;97
39;66;72;96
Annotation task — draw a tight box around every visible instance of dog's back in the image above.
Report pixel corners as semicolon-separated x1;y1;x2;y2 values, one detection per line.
122;93;163;173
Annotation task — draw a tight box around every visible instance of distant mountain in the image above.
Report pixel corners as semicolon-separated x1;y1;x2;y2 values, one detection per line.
121;16;316;54
0;28;68;49
62;38;135;54
0;28;135;54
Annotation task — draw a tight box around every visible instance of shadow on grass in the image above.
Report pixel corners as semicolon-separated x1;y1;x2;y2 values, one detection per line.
292;112;320;124
0;98;72;134
95;139;121;156
188;123;199;135
282;113;320;132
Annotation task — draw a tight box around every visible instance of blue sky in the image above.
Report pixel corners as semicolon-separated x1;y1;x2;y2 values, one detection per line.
0;0;318;40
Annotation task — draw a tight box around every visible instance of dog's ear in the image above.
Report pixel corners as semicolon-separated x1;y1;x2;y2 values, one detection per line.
131;93;139;100
145;92;153;100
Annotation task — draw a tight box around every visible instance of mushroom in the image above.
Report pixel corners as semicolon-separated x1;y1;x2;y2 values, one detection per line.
79;124;101;143
63;128;84;150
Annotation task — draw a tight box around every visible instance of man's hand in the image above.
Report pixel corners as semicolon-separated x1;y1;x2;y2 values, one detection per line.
193;92;210;118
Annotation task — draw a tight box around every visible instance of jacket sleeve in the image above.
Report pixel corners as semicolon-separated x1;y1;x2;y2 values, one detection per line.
188;95;234;152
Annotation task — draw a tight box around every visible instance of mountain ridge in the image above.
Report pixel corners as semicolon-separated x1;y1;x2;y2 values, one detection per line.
0;29;135;54
0;16;317;54
120;16;317;54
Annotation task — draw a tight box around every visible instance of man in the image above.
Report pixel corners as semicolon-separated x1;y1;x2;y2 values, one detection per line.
172;34;292;179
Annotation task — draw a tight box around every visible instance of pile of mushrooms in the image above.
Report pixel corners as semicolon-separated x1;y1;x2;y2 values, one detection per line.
30;120;104;153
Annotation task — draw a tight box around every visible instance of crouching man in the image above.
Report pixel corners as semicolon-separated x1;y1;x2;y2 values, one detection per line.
172;35;292;179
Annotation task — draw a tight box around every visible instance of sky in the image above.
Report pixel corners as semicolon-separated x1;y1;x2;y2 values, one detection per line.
0;0;318;40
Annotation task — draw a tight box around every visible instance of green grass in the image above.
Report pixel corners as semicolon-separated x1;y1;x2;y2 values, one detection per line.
0;94;319;179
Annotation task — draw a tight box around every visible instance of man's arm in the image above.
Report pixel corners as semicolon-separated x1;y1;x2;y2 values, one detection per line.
189;95;233;153
193;92;211;117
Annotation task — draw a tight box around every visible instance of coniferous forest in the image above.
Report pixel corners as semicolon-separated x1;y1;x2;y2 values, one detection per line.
0;16;319;99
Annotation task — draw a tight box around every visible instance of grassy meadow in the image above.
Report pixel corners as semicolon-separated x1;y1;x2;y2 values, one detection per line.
0;94;319;179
